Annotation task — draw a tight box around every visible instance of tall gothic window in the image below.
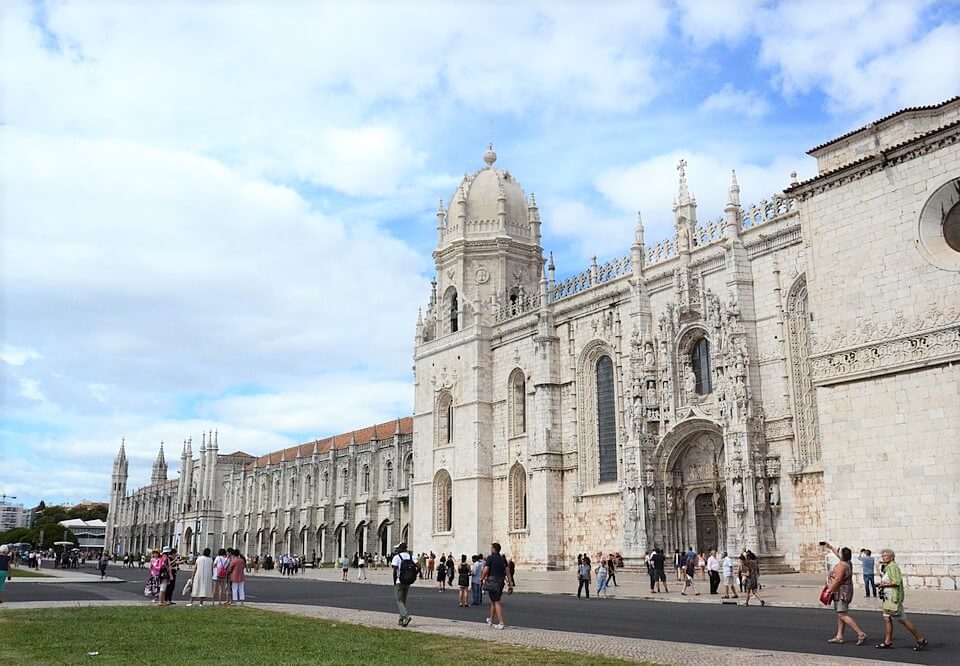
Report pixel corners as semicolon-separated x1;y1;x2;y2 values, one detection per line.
509;464;527;530
437;392;453;445
786;275;821;467
305;475;312;502
322;470;329;497
340;467;349;495
289;476;296;504
362;465;371;494
449;291;459;333
509;368;526;436
434;469;452;533
596;355;618;483
385;461;394;490
691;338;712;395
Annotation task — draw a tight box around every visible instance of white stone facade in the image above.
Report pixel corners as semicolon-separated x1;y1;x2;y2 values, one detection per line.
412;99;960;588
105;418;413;562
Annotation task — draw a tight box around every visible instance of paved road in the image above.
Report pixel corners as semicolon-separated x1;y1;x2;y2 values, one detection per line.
6;574;956;664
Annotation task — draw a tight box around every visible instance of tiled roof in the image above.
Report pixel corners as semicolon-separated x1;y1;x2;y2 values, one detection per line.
245;416;412;470
786;117;960;193
808;97;960;154
222;451;254;458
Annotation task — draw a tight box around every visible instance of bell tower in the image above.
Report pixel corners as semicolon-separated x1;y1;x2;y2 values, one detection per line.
412;145;543;557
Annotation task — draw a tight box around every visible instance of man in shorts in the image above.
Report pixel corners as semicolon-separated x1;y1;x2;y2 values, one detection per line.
721;551;738;598
481;542;507;629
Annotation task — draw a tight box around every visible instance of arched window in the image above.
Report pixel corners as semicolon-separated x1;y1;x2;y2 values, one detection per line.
596;355;618;483
289;476;296;504
437;392;453;445
273;478;281;505
322;470;329;497
509;464;527;530
340;467;349;495
449;291;459;333
434;469;452;533
385;461;394;490
509;368;526;436
305;475;312;502
691;338;712;395
362;465;371;493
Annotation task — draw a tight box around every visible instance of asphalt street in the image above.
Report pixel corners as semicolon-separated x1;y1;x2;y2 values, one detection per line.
5;573;957;665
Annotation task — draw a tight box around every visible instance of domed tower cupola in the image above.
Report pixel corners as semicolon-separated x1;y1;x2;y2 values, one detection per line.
438;144;539;248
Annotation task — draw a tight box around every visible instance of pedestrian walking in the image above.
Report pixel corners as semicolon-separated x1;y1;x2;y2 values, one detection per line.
341;555;350;581
98;551;109;579
576;554;591;599
482;542;508;629
740;553;764;606
228;548;246;606
0;544;10;604
707;549;721;595
595;558;609;598
391;542;418;626
427;551;436;579
721;551;737;598
457;554;471;607
188;547;213;606
681;553;700;595
470;554;484;606
859;549;877;598
821;542;866;645
437;554;447;591
607;554;618;587
651;547;668;593
212;548;230;605
875;549;927;651
507;556;516;594
156;548;172;606
357;554;367;581
164;548;180;605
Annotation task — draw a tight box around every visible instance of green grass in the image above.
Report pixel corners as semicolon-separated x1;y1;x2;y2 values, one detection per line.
6;568;51;578
0;606;643;665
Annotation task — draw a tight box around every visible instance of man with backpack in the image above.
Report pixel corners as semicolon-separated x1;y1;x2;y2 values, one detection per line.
391;542;419;627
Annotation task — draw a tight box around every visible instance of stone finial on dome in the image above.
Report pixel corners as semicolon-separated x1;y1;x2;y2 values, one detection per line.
482;143;497;167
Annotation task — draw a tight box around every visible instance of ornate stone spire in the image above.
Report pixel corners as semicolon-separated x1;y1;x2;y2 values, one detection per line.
151;442;168;484
676;158;692;205
727;169;740;207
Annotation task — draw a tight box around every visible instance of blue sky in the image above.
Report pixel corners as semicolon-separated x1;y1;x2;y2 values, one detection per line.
1;0;958;509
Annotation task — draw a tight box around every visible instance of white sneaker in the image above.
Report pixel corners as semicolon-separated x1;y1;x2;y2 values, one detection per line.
186;603;193;607
495;623;505;630
485;617;492;626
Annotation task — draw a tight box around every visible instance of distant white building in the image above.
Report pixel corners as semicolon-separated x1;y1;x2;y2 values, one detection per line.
0;502;29;531
59;518;107;550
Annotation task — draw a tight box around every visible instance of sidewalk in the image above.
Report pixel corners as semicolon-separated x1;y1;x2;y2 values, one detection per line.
7;566;124;584
0;599;894;666
245;565;960;615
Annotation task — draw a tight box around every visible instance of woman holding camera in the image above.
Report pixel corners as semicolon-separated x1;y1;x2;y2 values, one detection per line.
822;542;867;646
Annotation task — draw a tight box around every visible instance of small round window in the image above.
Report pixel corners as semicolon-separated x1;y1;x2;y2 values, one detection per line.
916;178;960;271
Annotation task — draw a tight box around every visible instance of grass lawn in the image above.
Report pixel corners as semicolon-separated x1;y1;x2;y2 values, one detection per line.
5;568;51;578
0;606;643;665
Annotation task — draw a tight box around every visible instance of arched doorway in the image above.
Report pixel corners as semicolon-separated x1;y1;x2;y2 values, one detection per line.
377;520;391;557
316;526;326;563
654;419;726;553
335;523;346;560
183;527;193;556
355;521;367;555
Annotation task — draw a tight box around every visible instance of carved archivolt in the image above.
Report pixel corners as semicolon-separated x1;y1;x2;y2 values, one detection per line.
785;274;820;468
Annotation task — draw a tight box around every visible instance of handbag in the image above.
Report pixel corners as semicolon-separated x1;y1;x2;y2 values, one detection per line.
819;585;833;605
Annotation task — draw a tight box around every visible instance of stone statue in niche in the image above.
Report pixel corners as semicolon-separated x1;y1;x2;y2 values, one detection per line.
768;479;781;506
684;366;696;396
646;382;657;407
732;478;744;508
755;479;766;505
646;489;657;515
675;490;685;514
644;342;655;370
666;488;674;514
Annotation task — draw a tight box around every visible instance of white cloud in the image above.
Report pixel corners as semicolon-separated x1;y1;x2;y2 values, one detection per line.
0;344;42;366
678;0;959;116
18;378;44;402
700;84;771;118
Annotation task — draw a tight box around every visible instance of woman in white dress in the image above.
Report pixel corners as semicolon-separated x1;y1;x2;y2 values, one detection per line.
188;548;214;606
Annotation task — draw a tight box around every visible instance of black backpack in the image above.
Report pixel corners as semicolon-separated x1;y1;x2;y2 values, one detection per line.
398;555;419;585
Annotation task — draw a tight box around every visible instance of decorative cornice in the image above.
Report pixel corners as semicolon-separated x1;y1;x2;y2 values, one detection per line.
788;124;960;201
810;306;960;386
